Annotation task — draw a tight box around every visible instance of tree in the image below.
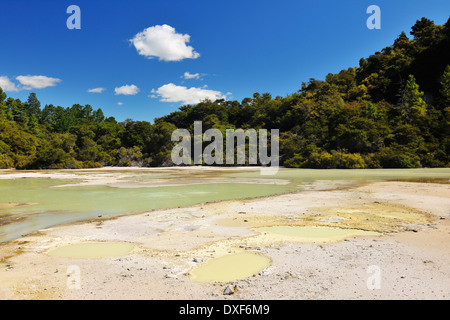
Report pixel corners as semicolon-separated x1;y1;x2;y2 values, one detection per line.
26;93;41;116
0;88;12;121
398;75;427;122
410;17;440;48
440;65;450;105
410;17;435;38
393;31;410;52
0;88;6;103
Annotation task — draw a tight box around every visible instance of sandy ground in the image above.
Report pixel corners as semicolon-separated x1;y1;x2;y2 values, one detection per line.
0;177;449;300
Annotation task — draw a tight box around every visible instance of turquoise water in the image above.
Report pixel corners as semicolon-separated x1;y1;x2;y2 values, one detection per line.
0;176;294;242
0;168;449;242
225;168;450;183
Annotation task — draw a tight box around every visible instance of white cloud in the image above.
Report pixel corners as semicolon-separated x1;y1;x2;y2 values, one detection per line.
16;75;61;89
117;102;123;106
115;84;140;95
130;24;200;62
88;87;106;93
182;72;200;80
151;83;229;105
0;76;19;92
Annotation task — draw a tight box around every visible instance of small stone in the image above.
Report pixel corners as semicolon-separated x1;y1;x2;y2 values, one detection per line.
223;284;235;295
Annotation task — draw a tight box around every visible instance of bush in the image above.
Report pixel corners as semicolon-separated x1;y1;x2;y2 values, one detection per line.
81;161;103;168
283;154;305;168
331;150;367;169
0;155;14;168
303;151;334;168
114;146;144;167
377;148;421;168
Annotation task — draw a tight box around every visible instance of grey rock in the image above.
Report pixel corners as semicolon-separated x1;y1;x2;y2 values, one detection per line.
223;284;235;295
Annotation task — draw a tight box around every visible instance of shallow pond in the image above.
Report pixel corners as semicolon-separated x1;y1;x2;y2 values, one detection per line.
189;252;271;283
225;168;450;185
0;167;449;242
0;179;294;242
46;241;135;259
254;226;381;243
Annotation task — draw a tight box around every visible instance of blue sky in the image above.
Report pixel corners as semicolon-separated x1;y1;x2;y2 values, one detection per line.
0;0;449;122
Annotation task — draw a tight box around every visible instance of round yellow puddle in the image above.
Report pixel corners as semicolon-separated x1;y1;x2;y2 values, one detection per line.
190;252;271;283
254;226;381;243
46;241;135;259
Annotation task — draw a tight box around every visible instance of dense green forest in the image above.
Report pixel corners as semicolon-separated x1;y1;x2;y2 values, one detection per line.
1;17;449;169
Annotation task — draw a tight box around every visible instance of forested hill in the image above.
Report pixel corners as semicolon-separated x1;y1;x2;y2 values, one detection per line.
1;17;449;170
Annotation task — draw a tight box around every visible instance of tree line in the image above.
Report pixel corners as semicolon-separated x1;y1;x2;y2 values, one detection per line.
0;17;449;169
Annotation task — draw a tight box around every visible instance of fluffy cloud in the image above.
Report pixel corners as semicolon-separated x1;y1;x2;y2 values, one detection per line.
16;75;61;89
1;75;61;91
130;24;200;62
182;72;200;80
151;83;229;105
117;102;123;106
0;76;19;92
88;87;106;93
115;84;140;95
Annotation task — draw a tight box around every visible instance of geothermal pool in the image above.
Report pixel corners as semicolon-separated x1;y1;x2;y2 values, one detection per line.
47;241;135;259
0;167;449;242
189;252;271;283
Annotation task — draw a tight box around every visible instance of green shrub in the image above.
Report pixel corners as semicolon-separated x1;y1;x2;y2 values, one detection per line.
283;154;305;168
377;148;421;168
331;150;367;169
